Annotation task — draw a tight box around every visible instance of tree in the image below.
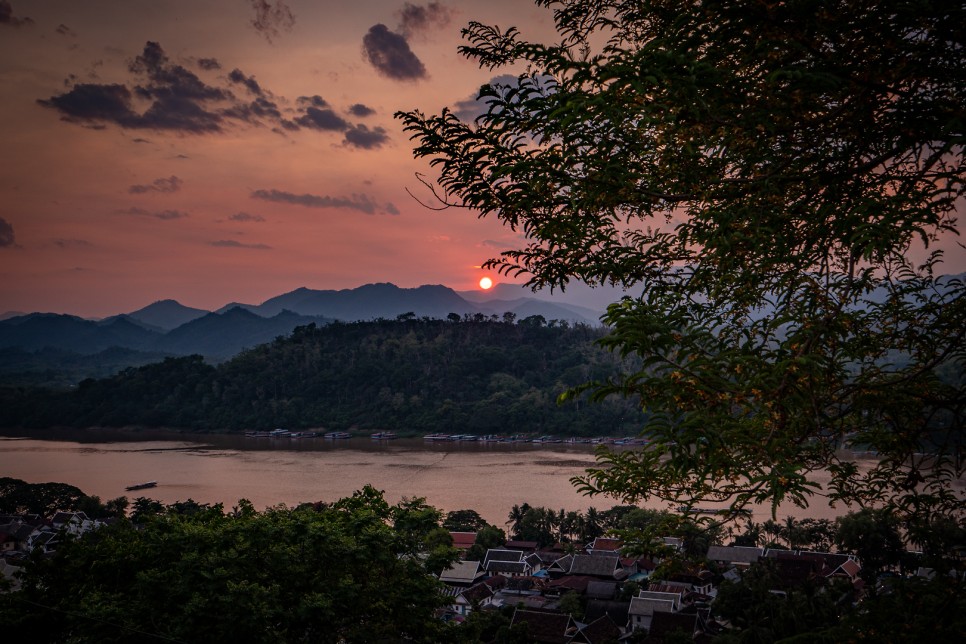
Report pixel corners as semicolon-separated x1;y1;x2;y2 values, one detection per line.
0;486;453;642
836;508;907;585
398;0;964;542
444;508;490;532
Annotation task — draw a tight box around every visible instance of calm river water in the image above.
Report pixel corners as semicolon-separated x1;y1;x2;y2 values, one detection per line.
0;430;869;526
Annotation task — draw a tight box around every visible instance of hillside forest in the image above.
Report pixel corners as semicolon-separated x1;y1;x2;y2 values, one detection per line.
0;316;644;435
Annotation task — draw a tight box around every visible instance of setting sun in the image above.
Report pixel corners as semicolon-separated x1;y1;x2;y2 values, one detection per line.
479;277;493;290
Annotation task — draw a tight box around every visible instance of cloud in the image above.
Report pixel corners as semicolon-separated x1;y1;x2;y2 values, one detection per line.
362;24;426;81
298;95;328;108
209;239;271;249
480;239;510;248
249;0;295;43
296;106;349;131
229;212;265;222
344;124;389;149
348;103;375;117
227;68;263;96
39;41;391;150
117;206;189;220
128;175;183;194
0;216;15;247
55;24;76;37
53;238;93;249
251;188;397;215
397;2;453;37
39;42;228;133
0;1;33;27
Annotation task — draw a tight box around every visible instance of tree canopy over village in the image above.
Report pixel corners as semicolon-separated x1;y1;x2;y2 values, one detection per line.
399;0;965;544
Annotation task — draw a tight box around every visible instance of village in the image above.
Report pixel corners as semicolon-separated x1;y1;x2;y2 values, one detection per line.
3;501;958;643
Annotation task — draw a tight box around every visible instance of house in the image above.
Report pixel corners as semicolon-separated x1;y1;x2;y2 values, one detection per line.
579;614;623;644
587;537;623;555
586;580;618;601
444;581;495;617
648;610;699;641
483;548;541;576
628;595;676;632
706;545;764;569
584;599;631;632
637;590;683;611
505;540;540;552
567;554;623;579
450;531;477;554
510;608;587;643
547;575;592;596
50;511;94;535
440;560;485;587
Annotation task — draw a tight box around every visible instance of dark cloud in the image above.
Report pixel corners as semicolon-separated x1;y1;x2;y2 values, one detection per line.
129;42;228;102
481;239;510;248
348;103;375;117
453;74;518;121
251;188;397;215
384;202;400;215
228;68;263;96
362;24;426;81
249;0;295;43
297;95;328;108
0;1;33;27
39;41;391;149
229;212;265;222
210;239;271;249
53;238;92;249
197;58;221;71
0;216;15;247
296;106;349;131
39;42;228;133
55;24;76;37
344;124;389;149
397;2;453;37
117;206;188;220
128;175;182;194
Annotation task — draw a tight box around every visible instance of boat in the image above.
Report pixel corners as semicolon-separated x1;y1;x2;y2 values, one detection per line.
324;431;351;439
370;431;397;440
423;433;452;441
125;481;157;491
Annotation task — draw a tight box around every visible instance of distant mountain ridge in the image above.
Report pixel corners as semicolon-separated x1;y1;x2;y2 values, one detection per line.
0;283;606;382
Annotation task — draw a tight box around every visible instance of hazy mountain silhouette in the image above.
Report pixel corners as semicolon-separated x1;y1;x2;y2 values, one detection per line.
123;299;209;331
0;283;604;381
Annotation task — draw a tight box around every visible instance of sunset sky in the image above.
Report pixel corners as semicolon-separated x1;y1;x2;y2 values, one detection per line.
0;0;558;318
1;1;962;319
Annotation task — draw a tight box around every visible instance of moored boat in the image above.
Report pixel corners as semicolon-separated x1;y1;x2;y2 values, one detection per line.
125;481;157;491
370;431;397;440
324;431;351;439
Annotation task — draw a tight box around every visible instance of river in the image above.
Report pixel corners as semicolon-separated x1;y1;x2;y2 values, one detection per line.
0;430;876;526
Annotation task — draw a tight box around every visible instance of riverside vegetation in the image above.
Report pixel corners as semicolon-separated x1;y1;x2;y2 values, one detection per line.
0;316;644;435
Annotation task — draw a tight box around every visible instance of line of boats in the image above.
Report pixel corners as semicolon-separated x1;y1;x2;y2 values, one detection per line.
243;429;649;445
423;434;648;445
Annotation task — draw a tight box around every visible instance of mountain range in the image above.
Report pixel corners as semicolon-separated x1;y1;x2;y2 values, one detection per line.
0;283;615;369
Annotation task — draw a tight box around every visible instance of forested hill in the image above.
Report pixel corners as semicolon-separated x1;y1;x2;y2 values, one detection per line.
0;317;644;435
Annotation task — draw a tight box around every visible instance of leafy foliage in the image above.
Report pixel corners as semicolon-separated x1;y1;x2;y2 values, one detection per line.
397;0;965;548
0;486;455;642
